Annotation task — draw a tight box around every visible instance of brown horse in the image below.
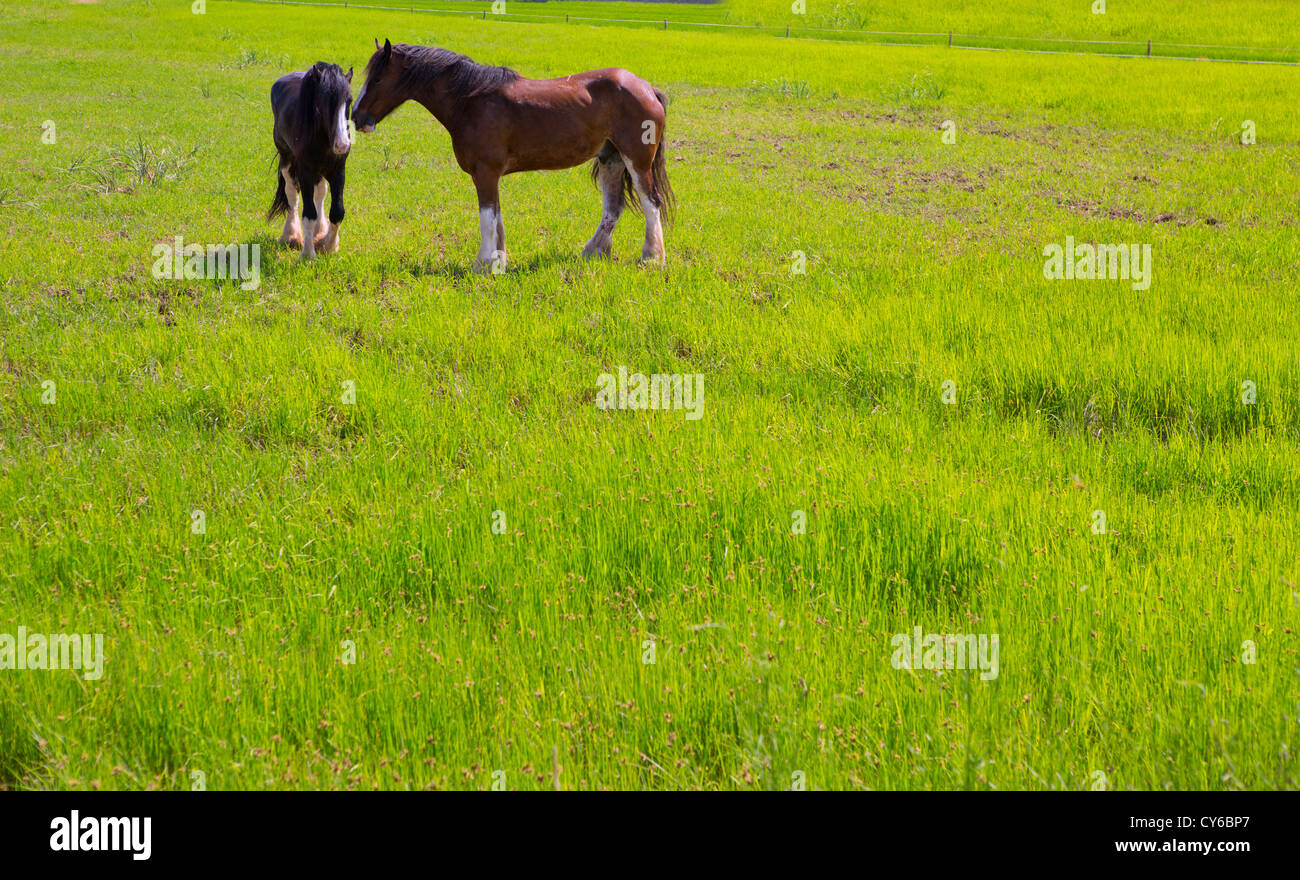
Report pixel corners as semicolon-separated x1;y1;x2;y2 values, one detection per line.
352;40;674;271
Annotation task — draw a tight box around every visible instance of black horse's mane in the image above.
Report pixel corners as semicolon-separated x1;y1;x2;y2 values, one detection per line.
380;44;520;100
293;61;351;146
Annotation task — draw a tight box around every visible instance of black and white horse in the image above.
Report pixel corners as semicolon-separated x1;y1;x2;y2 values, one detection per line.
268;62;353;259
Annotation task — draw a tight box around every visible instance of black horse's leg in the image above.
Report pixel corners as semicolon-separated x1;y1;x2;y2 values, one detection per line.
277;157;302;247
310;178;329;247
320;165;345;255
298;171;321;261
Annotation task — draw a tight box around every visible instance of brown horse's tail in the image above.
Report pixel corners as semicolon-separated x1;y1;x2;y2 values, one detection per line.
649;88;674;224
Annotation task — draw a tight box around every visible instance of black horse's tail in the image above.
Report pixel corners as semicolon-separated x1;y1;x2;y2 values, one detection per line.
267;160;289;222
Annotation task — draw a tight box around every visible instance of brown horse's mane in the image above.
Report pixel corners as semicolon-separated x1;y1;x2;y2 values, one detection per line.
379;44;520;101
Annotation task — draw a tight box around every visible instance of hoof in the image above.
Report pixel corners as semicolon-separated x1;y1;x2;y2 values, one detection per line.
473;255;507;275
299;249;317;262
318;231;340;255
582;237;612;259
278;230;303;248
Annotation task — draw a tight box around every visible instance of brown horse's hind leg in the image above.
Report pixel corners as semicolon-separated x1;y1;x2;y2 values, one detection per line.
625;161;665;265
583;144;625;259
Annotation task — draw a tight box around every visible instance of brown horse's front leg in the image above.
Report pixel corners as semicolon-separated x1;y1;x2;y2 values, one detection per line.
472;171;505;274
496;212;506;269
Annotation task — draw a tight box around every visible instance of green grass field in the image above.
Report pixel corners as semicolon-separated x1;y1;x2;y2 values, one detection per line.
0;0;1297;790
228;0;1300;62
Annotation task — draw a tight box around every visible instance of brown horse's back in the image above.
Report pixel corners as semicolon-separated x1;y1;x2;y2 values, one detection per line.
483;69;665;175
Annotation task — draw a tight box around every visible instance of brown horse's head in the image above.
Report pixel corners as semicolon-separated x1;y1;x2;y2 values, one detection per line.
352;39;404;133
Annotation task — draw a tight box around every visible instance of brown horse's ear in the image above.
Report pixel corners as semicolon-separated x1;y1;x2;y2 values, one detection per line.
374;37;381;51
345;67;353;83
382;38;392;61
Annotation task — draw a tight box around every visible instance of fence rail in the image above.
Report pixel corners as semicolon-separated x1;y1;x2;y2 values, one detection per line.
224;0;1300;66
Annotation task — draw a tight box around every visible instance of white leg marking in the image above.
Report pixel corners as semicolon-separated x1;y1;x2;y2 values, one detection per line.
640;200;664;263
625;161;665;264
312;180;329;243
475;206;498;269
319;222;340;255
300;217;317;260
279;167;302;246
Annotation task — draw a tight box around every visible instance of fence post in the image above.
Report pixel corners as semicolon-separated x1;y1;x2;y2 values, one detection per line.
786;25;789;38
948;31;952;48
1147;40;1152;57
663;20;667;31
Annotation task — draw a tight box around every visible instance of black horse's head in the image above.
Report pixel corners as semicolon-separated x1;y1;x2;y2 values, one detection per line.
353;39;402;133
296;61;354;156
